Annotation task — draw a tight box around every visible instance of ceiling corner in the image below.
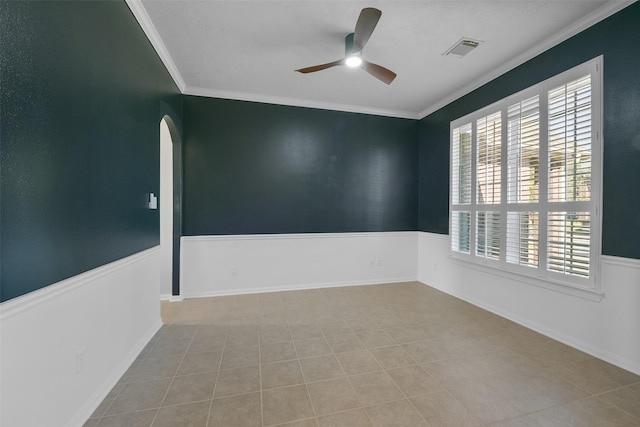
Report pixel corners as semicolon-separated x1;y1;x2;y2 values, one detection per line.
125;0;187;92
417;0;635;120
184;86;420;120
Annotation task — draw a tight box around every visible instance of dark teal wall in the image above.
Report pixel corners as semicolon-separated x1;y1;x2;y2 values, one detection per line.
0;1;182;301
183;96;418;235
3;2;638;303
418;2;640;260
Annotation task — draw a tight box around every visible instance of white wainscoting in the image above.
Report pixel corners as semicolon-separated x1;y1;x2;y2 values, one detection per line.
418;232;640;375
0;248;163;427
180;232;419;298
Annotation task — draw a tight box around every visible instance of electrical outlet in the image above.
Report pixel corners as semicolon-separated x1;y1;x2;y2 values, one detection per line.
231;266;238;276
76;347;86;374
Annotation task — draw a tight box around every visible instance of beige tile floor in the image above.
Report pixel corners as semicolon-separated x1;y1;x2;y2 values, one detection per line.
85;282;640;426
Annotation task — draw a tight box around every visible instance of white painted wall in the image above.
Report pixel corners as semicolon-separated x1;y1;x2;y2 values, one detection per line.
418;231;640;375
180;232;419;297
0;248;162;427
4;229;635;427
159;118;173;298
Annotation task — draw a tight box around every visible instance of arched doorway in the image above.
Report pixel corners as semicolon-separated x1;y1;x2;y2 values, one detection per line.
160;115;182;300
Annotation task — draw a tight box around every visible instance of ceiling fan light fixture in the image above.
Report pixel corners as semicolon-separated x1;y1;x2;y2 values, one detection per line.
295;8;396;84
346;55;362;68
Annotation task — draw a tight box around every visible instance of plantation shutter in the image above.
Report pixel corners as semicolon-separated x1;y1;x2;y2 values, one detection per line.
506;96;540;267
476;112;502;204
506;212;539;268
547;75;592;278
449;58;600;291
548;76;592;203
477;211;501;260
451;124;472;253
507;96;540;204
452;124;472;205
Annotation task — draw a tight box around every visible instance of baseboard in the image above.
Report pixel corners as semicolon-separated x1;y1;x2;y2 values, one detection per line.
160;293;184;302
69;320;162;427
419;280;640;376
180;231;419;298
184;277;418;299
1;247;162;427
182;231;417;242
418;232;640;376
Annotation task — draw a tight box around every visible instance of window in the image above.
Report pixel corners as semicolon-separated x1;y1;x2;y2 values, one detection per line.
450;58;602;292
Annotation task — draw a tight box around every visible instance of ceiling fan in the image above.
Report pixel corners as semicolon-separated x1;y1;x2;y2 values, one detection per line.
295;7;397;85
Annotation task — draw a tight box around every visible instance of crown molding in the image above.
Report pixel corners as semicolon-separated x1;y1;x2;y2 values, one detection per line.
124;0;416;119
417;0;636;119
183;86;420;120
126;0;633;120
125;0;186;92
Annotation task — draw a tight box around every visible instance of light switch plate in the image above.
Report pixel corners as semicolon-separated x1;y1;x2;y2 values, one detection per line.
148;193;158;209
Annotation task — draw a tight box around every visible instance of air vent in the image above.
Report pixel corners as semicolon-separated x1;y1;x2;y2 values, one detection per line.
444;38;482;57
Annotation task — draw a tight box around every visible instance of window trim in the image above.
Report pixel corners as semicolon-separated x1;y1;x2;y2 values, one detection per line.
449;57;603;297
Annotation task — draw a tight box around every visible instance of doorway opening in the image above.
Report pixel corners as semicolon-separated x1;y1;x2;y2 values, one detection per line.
160;115;182;299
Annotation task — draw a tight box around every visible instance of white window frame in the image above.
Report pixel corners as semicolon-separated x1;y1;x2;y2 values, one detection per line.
449;57;603;300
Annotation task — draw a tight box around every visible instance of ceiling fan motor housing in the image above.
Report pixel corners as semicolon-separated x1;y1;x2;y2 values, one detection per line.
295;8;396;84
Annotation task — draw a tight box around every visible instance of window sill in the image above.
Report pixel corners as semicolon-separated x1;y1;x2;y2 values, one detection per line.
447;254;604;302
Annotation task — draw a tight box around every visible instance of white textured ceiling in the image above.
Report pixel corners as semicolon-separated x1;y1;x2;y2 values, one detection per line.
131;0;627;119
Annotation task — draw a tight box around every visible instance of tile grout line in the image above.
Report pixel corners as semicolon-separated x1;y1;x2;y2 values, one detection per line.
93;283;640;426
573;392;640;423
94;325;171;423
589;384;640;421
287;320;318;426
340;320;380;427
205;328;228;427
148;326;197;427
380;347;434;427
549;358;631;396
258;328;265;427
91;326;164;422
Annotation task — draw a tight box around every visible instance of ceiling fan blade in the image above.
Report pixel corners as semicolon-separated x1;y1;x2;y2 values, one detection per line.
352;8;381;53
361;60;397;85
295;59;344;74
